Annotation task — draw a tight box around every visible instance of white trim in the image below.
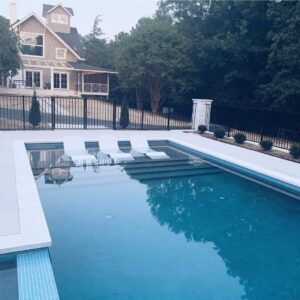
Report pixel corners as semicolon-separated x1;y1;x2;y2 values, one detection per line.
12;12;84;60
53;71;69;90
56;48;67;59
24;69;43;88
73;68;118;74
20;31;45;58
46;4;72;16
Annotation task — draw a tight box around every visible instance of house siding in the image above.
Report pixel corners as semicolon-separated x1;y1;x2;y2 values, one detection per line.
46;6;71;34
18;16;78;62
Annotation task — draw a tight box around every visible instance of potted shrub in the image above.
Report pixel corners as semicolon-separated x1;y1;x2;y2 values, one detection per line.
120;99;129;129
233;133;246;144
260;140;273;151
28;90;41;128
214;128;225;139
289;144;300;159
198;124;207;134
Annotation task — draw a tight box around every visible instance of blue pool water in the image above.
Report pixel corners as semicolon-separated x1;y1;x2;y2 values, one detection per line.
32;147;300;300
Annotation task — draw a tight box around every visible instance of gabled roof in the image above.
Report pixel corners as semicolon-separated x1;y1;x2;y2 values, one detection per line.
42;4;74;17
12;12;84;60
56;28;84;58
68;62;117;74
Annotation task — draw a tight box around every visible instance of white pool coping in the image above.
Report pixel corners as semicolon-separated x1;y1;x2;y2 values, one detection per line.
0;130;299;255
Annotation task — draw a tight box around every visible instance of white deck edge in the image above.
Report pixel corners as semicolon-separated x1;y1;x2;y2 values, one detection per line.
0;140;51;255
169;137;300;188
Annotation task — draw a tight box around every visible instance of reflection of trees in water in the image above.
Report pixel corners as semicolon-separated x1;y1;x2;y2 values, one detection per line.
145;175;300;299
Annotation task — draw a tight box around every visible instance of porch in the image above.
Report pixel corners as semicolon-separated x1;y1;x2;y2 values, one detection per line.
76;72;109;97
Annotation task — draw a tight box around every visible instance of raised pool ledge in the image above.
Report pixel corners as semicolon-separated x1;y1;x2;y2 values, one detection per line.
0;140;51;255
169;139;300;199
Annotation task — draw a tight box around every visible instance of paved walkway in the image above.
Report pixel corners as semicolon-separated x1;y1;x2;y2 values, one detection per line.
0;130;299;254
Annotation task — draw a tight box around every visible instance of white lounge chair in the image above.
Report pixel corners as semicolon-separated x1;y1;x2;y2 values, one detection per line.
98;136;134;163
130;135;169;159
64;137;98;167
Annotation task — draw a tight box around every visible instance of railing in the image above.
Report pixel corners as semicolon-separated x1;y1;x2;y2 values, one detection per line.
83;83;108;94
210;104;300;149
0;95;192;131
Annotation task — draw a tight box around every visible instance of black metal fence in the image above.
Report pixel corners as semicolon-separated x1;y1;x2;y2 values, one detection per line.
210;104;300;149
0;95;192;131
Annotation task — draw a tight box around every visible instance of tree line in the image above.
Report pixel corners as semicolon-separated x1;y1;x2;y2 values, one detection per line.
82;0;300;114
0;1;299;114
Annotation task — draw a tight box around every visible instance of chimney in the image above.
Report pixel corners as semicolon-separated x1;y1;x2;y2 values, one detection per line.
10;3;17;25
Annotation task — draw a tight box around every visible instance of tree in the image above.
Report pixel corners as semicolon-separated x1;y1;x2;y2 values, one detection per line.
81;15;112;69
29;90;41;128
120;99;129;129
114;18;190;112
0;16;20;84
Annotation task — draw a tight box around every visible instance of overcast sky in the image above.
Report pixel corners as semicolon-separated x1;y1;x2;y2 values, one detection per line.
0;0;158;40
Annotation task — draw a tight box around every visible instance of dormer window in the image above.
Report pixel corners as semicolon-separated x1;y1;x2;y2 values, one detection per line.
51;14;68;24
20;32;44;57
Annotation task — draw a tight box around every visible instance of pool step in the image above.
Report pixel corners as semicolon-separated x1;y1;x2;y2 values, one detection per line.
134;168;222;181
125;163;214;176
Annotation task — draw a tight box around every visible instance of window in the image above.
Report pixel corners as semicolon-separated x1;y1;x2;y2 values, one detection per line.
20;32;44;57
56;48;66;59
53;72;68;89
51;14;68;24
25;71;41;88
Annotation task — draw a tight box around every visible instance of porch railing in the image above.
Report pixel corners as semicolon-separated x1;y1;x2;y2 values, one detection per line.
83;83;108;94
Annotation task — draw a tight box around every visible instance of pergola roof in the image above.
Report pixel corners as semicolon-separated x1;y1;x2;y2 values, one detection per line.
21;58;117;73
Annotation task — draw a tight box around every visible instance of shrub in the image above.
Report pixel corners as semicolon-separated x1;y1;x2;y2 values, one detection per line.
214;128;225;139
289;144;300;159
28;90;41;127
198;124;207;134
260;140;273;151
233;133;246;144
120;99;129;129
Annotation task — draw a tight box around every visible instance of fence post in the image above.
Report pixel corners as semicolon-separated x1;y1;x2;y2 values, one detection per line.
167;104;171;130
51;96;55;130
141;105;144;130
112;100;116;130
260;110;265;142
192;99;213;130
22;96;26;130
83;97;87;129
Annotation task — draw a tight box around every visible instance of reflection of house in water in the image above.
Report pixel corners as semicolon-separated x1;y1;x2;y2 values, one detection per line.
45;167;73;186
27;149;65;177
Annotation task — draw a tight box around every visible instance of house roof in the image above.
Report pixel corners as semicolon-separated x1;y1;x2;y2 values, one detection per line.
12;12;84;60
68;62;117;74
56;28;85;58
42;4;74;17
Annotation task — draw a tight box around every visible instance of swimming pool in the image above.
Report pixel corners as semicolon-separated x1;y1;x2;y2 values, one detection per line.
28;143;300;299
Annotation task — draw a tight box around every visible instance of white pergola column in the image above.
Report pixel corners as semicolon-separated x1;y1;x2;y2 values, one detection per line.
192;99;213;130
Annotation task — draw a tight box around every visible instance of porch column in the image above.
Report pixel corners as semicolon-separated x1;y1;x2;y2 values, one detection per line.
50;68;53;90
192;99;213;130
81;72;84;93
107;74;109;99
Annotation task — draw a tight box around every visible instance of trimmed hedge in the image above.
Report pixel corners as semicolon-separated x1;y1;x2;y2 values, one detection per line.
289;144;300;159
214;128;226;139
233;133;246;144
198;124;207;134
260;140;273;151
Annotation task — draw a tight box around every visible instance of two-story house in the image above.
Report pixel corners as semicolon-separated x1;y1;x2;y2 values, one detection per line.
1;3;116;98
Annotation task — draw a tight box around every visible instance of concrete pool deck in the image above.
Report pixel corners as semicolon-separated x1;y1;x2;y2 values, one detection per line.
0;130;300;254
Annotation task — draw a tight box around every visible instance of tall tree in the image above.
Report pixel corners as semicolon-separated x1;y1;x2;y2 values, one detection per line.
0;16;20;84
114;18;190;112
81;15;112;68
259;1;300;111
